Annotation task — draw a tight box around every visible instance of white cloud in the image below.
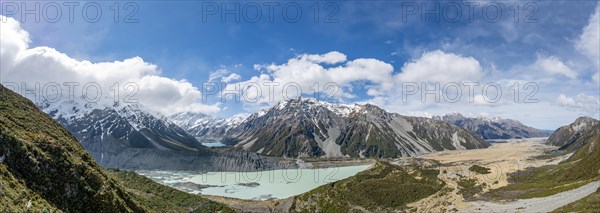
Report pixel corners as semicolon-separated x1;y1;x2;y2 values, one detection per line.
302;51;347;64
0;16;219;114
227;50;489;111
576;6;600;68
208;69;229;82
395;50;483;84
222;73;241;83
207;68;241;83
224;52;395;107
473;95;492;106
0;16;30;73
555;93;600;116
534;55;578;79
594;72;600;84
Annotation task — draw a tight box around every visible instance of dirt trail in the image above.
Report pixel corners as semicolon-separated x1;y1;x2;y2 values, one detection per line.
466;181;600;212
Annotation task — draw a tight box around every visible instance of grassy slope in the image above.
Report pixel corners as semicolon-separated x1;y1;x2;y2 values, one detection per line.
0;85;145;212
0;85;233;212
0;164;59;211
551;127;600;212
106;169;234;213
290;161;445;212
485;125;600;201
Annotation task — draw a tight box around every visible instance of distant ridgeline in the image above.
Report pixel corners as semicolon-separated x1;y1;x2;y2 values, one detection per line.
433;113;552;140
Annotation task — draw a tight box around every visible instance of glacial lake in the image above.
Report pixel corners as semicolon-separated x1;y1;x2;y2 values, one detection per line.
138;164;371;200
200;142;228;147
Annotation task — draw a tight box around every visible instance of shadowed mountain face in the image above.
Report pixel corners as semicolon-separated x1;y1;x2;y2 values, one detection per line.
546;117;600;151
0;85;144;212
42;101;209;161
217;98;488;158
33;95;286;171
434;113;551;140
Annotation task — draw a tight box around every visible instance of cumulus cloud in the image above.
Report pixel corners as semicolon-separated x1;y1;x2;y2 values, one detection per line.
222;73;241;83
576;6;600;68
0;16;219;114
395;50;483;84
473;95;492;106
0;16;30;73
302;51;347;64
224;52;395;106
555;93;600;115
534;55;578;79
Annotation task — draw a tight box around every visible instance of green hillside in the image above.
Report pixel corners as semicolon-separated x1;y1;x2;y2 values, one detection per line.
289;161;445;212
106;169;234;213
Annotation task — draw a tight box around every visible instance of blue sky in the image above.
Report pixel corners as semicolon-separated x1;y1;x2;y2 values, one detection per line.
1;0;599;129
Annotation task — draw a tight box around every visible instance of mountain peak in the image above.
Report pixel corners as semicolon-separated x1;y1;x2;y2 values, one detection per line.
547;116;600;149
450;112;465;117
273;97;361;117
220;98;488;158
574;116;599;124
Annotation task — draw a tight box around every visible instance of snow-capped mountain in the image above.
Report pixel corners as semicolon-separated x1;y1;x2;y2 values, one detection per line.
32;98;286;171
433;113;551;140
546;117;600;150
168;112;248;141
39;100;208;166
216;97;489;158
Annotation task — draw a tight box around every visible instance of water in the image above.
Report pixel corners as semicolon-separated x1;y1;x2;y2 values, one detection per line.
201;142;227;147
138;164;371;200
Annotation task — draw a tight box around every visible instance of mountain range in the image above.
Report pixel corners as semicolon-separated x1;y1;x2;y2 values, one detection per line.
174;97;489;158
169;111;247;143
36;99;286;171
433;113;551;140
27;94;563;169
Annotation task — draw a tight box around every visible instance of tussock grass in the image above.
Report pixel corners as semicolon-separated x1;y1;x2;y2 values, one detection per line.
292;161;445;212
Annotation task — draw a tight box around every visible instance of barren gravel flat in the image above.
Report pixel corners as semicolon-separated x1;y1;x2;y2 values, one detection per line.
409;138;598;212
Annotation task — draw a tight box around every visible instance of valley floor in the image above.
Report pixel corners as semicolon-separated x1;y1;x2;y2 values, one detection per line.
181;139;598;212
410;138;599;212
